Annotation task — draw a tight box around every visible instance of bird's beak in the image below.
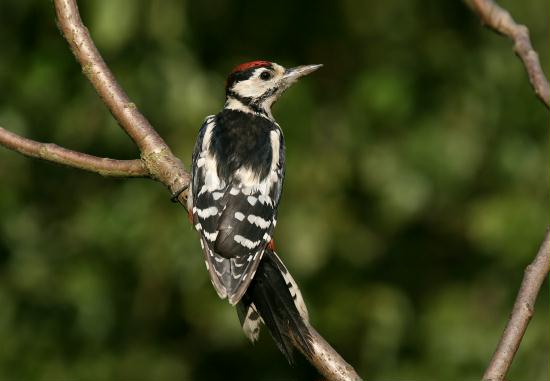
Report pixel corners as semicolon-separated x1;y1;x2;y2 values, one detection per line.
281;64;323;88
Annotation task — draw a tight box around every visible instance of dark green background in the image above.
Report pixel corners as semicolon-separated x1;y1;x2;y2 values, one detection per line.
0;0;548;380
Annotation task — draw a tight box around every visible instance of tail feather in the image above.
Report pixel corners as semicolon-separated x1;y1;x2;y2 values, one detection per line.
237;249;312;363
236;302;262;342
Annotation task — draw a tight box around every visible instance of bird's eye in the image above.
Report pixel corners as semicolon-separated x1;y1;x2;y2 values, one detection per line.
260;71;272;81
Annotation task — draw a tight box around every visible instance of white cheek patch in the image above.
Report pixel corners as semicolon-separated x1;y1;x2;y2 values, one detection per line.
232;73;273;99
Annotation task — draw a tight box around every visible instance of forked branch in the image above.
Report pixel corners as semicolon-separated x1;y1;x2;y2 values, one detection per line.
54;0;190;197
0;0;362;379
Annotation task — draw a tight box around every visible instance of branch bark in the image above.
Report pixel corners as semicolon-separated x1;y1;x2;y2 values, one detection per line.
482;232;549;381
468;0;549;109
466;1;549;380
0;1;362;379
0;126;147;177
297;325;363;381
54;1;362;378
54;0;190;197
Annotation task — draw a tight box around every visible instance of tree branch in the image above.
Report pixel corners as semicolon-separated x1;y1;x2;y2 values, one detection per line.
467;1;549;379
482;232;549;381
53;0;190;197
52;1;362;378
296;325;363;381
0;1;363;379
468;0;549;109
0;126;147;177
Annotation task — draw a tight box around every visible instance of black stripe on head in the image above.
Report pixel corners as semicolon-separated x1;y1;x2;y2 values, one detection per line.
252;86;278;107
226;89;268;116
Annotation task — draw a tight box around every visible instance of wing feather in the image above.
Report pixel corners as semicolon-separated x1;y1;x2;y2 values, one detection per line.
190;115;285;304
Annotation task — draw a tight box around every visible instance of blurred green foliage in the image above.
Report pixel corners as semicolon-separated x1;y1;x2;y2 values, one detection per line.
0;0;548;380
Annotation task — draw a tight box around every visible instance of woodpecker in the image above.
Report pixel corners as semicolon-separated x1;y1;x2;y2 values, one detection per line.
188;60;322;361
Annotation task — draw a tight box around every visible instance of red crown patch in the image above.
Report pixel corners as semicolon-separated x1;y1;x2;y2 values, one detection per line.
230;60;272;74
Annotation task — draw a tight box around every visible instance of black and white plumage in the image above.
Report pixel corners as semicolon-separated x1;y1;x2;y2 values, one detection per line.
237;249;311;362
188;60;321;361
191;110;284;304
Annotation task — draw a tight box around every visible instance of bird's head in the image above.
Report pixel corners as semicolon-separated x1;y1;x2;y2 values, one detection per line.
224;60;322;118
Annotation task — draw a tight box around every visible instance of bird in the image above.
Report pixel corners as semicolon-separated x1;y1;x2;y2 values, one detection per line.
188;60;322;362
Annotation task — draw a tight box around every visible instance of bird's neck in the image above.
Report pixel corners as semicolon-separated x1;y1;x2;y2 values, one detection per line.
224;93;274;120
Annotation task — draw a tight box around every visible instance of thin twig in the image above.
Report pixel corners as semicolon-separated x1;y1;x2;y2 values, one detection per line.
53;0;190;196
0;126;146;177
468;0;549;108
482;232;549;381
